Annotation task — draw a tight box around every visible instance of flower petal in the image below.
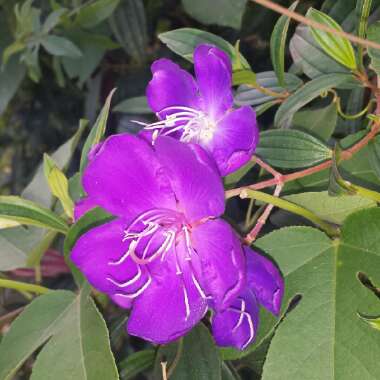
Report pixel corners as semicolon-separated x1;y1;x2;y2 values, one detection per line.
191;219;246;311
74;197;98;221
147;58;201;115
194;44;233;119
245;246;284;316
127;240;208;344
154;136;225;221
70;218;148;297
82;134;176;218
212;289;259;350
209;106;259;176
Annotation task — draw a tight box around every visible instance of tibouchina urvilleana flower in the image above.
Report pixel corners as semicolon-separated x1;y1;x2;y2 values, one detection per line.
138;44;259;176
212;247;284;350
71;134;247;345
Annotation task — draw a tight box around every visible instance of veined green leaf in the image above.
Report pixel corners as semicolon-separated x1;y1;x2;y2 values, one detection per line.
256;129;332;169
307;8;357;70
158;28;250;70
0;196;68;234
274;73;355;127
119;350;155;380
270;1;299;87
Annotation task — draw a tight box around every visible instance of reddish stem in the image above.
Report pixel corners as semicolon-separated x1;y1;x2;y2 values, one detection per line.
226;124;380;199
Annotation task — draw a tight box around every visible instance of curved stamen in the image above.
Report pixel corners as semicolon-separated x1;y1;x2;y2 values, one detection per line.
228;301;255;349
113;274;152;299
182;284;191;321
191;272;208;300
232;299;246;331
106;265;142;288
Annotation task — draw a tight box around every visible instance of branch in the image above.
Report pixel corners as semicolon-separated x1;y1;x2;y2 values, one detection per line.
251;0;380;51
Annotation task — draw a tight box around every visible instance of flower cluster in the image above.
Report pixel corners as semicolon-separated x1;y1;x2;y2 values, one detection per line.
71;44;283;350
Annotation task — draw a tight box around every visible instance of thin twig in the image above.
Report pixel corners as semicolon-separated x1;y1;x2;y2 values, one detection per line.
251;0;380;51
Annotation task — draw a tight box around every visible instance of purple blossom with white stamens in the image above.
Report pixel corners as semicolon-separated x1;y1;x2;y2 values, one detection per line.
138;44;259;176
212;247;284;350
71;133;246;345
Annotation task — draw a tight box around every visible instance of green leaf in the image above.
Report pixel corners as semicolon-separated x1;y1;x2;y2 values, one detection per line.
274;73;355;127
289;24;350;79
0;288;119;380
119;350;155;380
0;196;68;234
154;323;221;380
357;312;380;331
261;209;380;379
109;0;147;62
368;135;380;178
2;40;25;66
256;129;332;169
113;96;151;114
235;71;302;107
292;101;337;141
270;1;299;87
75;0;120;29
41;35;82;58
224;160;255;187
283;191;375;224
307;8;357;70
158;28;250;70
43;154;74;218
367;21;380;76
80;89;115;173
181;0;246;29
0;55;26;115
232;69;256;86
42;8;66;33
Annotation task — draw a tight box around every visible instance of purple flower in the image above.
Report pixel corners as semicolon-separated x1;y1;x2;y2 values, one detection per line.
212;247;284;350
139;44;259;176
71;134;246;344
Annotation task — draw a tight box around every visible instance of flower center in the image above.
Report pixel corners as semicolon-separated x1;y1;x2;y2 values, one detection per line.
133;106;217;145
108;208;210;319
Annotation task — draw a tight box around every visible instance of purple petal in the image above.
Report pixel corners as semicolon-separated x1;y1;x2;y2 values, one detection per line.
147;58;201;116
245;246;284;316
154;136;225;221
194;45;233;119
82;134;175;218
212;289;259;350
74;197;98;221
127;240;208;344
210;106;259;176
110;293;133;309
191;219;246;311
70;218;148;297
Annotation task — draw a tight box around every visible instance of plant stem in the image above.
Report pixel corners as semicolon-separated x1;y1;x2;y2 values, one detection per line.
240;189;340;237
250;0;380;51
226;123;380;199
0;279;51;295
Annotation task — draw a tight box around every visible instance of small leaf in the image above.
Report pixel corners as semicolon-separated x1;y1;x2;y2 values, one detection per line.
154;323;222;380
357;312;380;331
256;129;332;169
42;8;66;33
270;1;299;87
292;101;337;141
274;73;355;127
75;0;120;29
119;350;155;380
2;40;25;66
43;154;74;219
307;8;357;70
367;21;380;76
158;28;250;70
41;35;82;58
0;196;68;234
80;89;116;173
235;71;302;107
181;0;247;29
232;70;256;86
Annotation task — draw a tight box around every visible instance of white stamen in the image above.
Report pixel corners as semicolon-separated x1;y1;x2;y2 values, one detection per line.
113;274;152;299
106;266;142;288
191;272;208;300
182;285;191;321
232;299;246;331
228;302;255;349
